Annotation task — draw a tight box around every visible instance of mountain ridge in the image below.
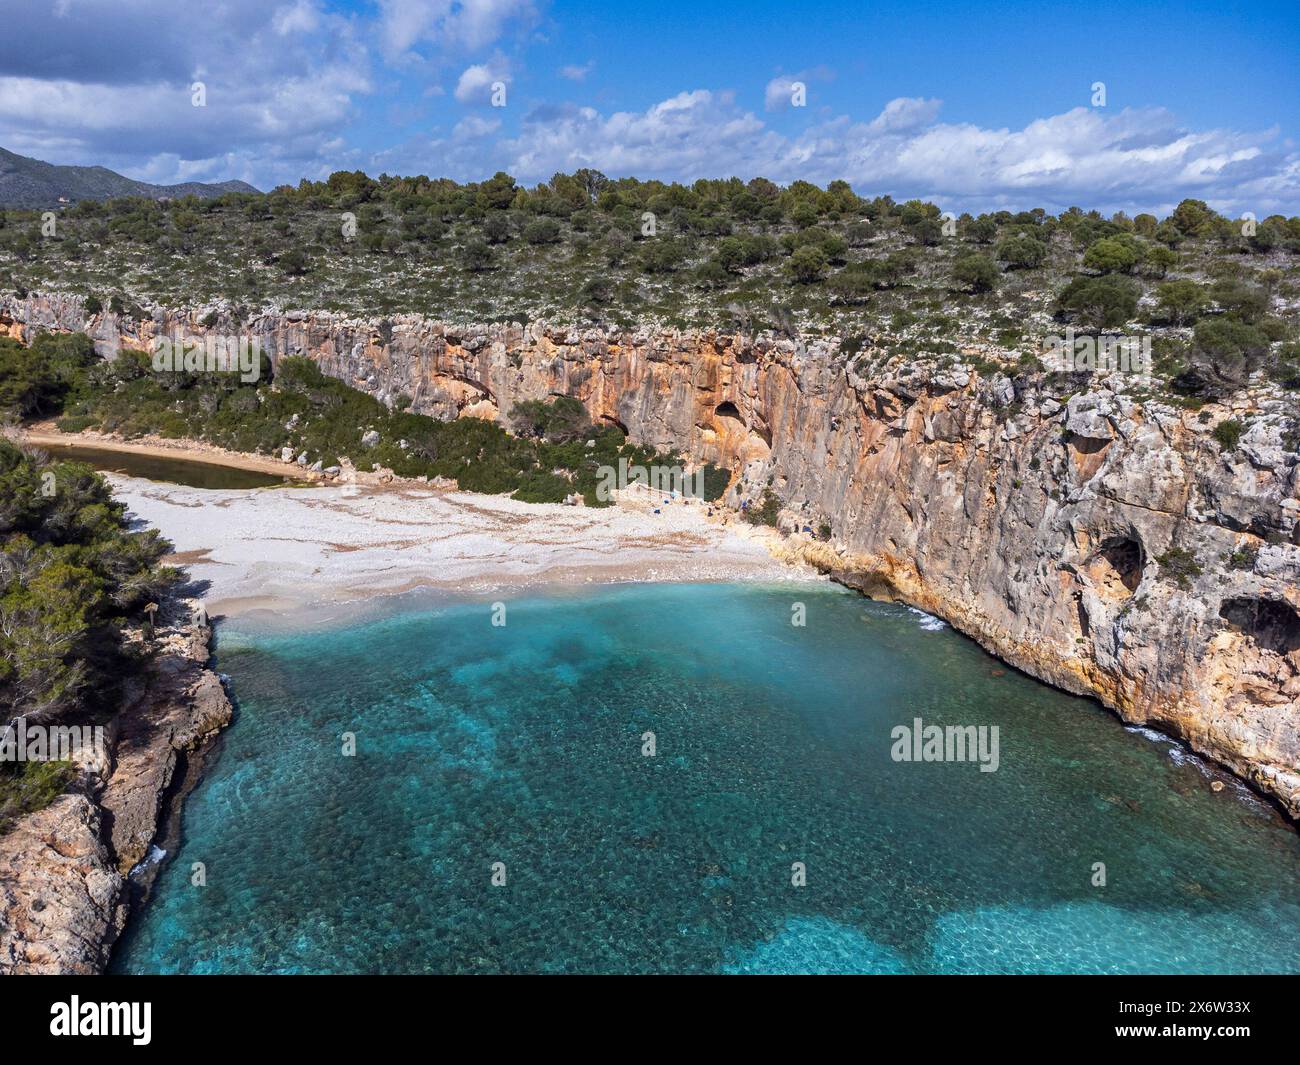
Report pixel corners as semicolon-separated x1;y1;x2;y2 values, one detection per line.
0;147;259;209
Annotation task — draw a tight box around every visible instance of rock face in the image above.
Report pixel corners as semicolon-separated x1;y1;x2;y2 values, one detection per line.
3;292;1298;817
0;601;233;974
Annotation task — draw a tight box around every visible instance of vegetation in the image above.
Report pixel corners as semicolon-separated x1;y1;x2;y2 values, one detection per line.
742;488;783;527
1212;418;1246;451
3;332;726;508
1156;547;1204;589
1;175;1295;402
0;425;179;828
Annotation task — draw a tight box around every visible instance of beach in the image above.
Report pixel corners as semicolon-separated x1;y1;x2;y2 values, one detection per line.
107;473;815;618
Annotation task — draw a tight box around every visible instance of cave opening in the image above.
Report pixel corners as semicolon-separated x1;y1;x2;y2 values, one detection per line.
1099;536;1144;593
1219;598;1300;655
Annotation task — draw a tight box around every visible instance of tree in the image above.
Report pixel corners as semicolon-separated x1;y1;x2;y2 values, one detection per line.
951;253;998;293
460;239;495;272
483;214;512;244
1169;198;1215;237
907;216;943;246
785;244;828;284
1083;236;1142;274
639;240;685;273
1143;245;1177;278
522;217;562;244
1055;275;1139;329
995;234;1047;269
1155;281;1207;325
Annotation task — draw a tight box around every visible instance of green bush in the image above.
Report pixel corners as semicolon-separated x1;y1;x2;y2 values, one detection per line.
1212;418;1246;451
1157;547;1203;589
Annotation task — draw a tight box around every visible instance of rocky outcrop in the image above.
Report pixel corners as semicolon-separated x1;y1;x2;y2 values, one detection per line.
0;600;233;974
3;291;1298;817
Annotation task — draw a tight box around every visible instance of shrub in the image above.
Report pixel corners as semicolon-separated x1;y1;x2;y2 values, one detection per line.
995;234;1047;269
1055;274;1139;329
1212;418;1246;451
1157;547;1203;589
952;253;998;293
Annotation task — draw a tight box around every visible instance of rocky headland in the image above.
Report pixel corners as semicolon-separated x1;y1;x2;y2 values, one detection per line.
0;599;232;973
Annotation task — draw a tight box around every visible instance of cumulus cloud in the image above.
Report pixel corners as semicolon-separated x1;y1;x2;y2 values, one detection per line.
499;90;776;182
0;0;370;188
484;92;1298;216
454;59;510;105
453;114;502;140
377;0;536;62
559;61;594;82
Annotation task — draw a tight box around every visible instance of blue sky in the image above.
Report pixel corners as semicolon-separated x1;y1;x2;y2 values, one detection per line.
2;0;1298;214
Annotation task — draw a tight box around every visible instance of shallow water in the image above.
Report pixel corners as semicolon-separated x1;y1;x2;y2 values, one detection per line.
111;583;1300;974
39;442;294;489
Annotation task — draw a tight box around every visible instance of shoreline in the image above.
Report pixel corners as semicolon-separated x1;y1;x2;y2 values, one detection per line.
104;471;816;619
22;425;319;480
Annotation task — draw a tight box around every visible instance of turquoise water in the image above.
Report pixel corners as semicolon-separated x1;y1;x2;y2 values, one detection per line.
111;583;1300;974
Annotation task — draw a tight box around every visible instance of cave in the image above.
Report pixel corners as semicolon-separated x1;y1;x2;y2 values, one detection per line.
1098;536;1144;593
1083;535;1144;598
600;414;630;435
714;401;742;420
1219;598;1300;655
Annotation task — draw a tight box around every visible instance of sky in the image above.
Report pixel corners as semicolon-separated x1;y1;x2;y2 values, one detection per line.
1;0;1298;215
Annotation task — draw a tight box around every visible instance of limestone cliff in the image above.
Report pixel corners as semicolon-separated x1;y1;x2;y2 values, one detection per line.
3;292;1298;818
0;600;232;974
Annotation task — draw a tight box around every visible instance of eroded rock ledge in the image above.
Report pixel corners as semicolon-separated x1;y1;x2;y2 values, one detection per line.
0;601;233;974
3;292;1298;819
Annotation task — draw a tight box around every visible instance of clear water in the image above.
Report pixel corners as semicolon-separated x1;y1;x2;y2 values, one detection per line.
110;583;1300;974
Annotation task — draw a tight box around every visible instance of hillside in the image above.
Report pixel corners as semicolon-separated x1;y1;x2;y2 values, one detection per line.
0;147;258;210
0;169;1296;403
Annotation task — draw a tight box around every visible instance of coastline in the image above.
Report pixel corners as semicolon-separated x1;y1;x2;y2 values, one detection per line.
0;599;232;974
105;471;816;619
1;444;816;973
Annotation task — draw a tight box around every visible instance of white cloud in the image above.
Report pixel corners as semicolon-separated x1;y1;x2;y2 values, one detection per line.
481;91;1299;216
0;0;371;189
453;114;502;140
764;75;801;112
272;0;321;36
866;96;941;134
764;67;834;111
377;0;535;62
454;60;509;105
559;61;594;82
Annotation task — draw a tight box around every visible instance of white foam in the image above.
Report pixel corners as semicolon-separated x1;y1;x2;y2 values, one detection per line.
907;606;947;631
129;844;167;879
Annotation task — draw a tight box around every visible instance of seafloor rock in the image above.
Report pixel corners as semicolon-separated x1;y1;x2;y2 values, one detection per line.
2;291;1297;817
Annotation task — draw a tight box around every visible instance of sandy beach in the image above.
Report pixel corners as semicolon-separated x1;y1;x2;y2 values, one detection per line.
107;473;818;619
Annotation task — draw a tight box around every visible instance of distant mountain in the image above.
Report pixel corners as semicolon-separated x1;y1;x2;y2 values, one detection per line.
0;147;260;209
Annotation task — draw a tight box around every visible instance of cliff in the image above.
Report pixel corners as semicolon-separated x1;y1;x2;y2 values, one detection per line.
0;599;232;973
3;292;1298;818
